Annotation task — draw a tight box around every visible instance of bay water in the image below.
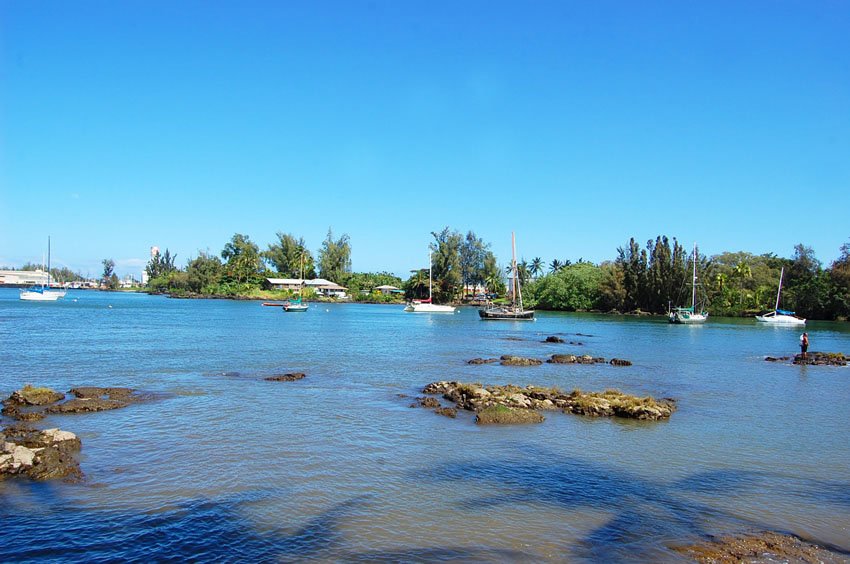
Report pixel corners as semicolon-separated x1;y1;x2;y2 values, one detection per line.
1;288;849;561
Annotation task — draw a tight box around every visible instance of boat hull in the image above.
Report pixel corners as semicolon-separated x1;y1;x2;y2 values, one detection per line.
404;303;456;313
283;304;308;312
20;290;66;301
669;311;708;324
478;308;535;320
755;313;805;325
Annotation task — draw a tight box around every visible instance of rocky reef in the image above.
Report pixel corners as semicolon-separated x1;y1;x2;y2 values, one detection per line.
2;385;146;482
467;354;633;367
421;381;675;423
672;531;845;563
764;352;848;366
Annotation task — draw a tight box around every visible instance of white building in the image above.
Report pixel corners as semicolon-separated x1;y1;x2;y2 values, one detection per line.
0;270;49;286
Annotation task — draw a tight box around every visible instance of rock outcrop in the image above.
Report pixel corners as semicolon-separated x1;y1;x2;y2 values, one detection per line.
1;426;82;481
499;355;543;366
793;352;847;366
422;381;674;422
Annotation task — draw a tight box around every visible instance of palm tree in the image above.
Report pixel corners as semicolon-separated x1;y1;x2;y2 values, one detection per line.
530;257;543;279
733;261;752;309
549;259;562;273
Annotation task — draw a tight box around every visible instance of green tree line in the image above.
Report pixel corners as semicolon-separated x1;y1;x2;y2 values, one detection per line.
522;236;850;321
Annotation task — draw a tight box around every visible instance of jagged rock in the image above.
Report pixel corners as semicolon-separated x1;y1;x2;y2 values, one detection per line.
609;358;632;367
413;397;441;409
467;358;499;365
544;336;565;343
434;407;457;418
265;373;306;382
499;355;543;366
7;385;65;406
1;426;82;481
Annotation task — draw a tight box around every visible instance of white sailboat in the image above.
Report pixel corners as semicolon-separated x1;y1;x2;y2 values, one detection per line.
283;253;309;312
20;237;67;302
669;243;708;324
479;232;534;320
755;266;805;325
404;251;456;313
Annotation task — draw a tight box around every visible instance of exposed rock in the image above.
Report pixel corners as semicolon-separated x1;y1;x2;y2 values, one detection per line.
467;358;499;365
671;531;845;563
499;355;543;366
609;358;632;367
412;396;440;409
764;356;791;362
476;405;544;425
793;352;848;366
1;426;82;481
47;398;128;414
548;354;578;364
422;381;674;422
69;387;136;402
544;336;565;343
7;385;65;406
264;373;306;382
548;354;607;365
563;389;675;420
434;407;457;418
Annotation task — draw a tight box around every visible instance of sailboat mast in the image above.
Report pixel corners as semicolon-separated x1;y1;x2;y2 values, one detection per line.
47;236;51;288
691;243;697;309
512;232;523;310
774;267;784;310
428;250;433;301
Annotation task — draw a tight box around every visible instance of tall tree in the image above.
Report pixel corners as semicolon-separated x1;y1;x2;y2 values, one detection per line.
430;227;463;303
529;257;543;279
317;228;352;283
186;251;224;293
221;233;265;284
146;248;177;280
460;231;489;299
265;232;315;278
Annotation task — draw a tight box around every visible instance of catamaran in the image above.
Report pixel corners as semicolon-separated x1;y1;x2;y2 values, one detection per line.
669;243;708;324
755;266;805;325
479;232;534;320
404;251;456;313
20;237;67;302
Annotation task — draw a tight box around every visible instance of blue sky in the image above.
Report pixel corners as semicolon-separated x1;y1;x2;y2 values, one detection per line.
2;1;848;279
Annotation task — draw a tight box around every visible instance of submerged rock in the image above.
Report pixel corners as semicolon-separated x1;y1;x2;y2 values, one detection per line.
467;358;499;365
544;336;565;343
411;396;440;409
264;373;306;382
671;531;844;563
434;407;457;418
609;358;632;367
47;398;129;414
547;354;607;365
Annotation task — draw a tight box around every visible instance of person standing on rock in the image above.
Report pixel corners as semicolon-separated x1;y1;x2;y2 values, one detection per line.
800;332;809;359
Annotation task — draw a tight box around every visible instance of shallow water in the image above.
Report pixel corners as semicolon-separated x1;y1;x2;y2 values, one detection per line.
2;289;849;561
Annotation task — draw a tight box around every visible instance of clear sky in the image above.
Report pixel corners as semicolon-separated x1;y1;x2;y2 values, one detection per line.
2;1;848;279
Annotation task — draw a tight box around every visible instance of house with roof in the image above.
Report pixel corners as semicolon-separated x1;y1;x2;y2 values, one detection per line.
265;277;348;299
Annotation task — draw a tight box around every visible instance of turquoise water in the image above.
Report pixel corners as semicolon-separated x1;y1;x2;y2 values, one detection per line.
1;288;849;561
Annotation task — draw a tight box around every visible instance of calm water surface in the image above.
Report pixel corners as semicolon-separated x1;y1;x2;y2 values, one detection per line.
2;289;849;561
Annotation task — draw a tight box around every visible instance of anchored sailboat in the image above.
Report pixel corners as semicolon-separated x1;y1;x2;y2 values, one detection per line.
283;253;309;312
479;232;534;320
755;266;805;325
404;251;456;313
669;243;708;324
20;237;67;302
